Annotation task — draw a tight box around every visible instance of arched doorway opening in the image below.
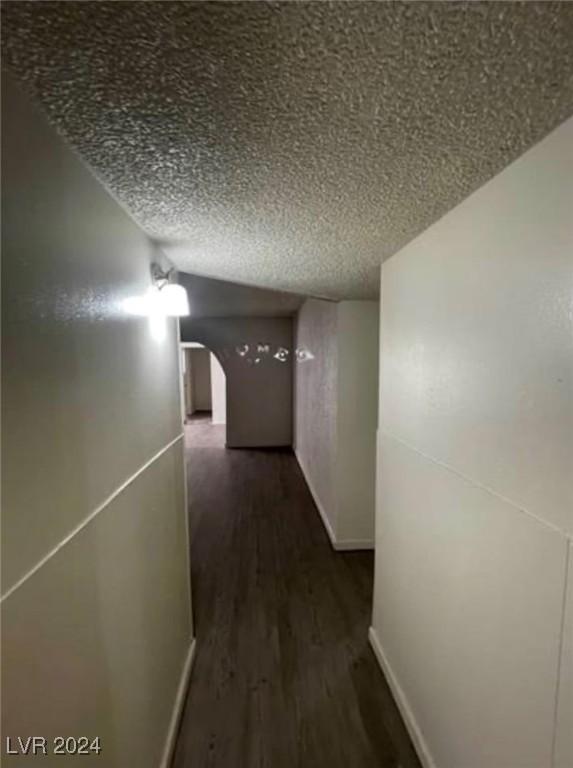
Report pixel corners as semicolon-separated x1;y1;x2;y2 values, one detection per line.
180;342;227;447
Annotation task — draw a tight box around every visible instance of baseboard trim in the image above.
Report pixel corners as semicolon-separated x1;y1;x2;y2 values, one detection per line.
295;451;375;552
368;627;436;768
159;638;196;768
334;539;374;551
294;450;337;547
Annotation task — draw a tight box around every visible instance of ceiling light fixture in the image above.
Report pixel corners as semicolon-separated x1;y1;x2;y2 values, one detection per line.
151;264;190;317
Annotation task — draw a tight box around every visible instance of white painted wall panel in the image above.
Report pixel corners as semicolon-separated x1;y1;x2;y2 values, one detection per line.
379;117;573;536
374;434;567;768
1;75;192;768
210;353;227;425
2;444;190;768
1;74;183;591
554;543;573;768
372;117;573;768
336;301;379;544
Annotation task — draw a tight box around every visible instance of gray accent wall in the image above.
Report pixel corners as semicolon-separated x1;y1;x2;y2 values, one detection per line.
188;348;212;412
294;299;379;548
180;317;293;448
294;300;339;532
178;272;303;318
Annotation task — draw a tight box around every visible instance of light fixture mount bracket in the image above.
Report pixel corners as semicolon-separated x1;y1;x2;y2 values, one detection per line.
150;263;174;288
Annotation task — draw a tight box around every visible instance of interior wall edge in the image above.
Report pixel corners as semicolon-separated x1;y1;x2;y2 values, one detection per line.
551;543;572;768
177;333;194;631
294;449;337;547
295;449;375;551
368;626;436;768
335;300;379;543
293;298;339;533
372;431;571;768
333;540;374;551
159;638;196;768
1;433;184;603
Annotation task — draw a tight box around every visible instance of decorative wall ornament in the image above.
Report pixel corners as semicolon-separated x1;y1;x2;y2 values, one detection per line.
274;347;290;363
296;347;315;363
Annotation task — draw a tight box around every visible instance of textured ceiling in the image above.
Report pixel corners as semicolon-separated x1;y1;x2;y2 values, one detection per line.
2;2;573;299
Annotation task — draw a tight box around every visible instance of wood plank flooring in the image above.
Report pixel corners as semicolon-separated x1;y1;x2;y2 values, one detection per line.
172;418;421;768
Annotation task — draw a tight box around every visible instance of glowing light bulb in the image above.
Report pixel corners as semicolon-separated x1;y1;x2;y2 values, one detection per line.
158;283;190;316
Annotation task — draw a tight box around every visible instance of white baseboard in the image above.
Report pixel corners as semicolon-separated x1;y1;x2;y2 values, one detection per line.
159;638;196;768
294;449;337;547
368;627;436;768
295;450;374;552
334;539;374;551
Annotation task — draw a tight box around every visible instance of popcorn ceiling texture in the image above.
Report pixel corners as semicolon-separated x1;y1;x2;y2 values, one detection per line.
2;1;573;299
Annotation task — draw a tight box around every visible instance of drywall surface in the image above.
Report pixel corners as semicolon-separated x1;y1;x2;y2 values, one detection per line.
183;349;194;417
294;299;379;547
294;299;338;536
372;116;573;768
210;353;227;425
189;347;212;411
180;316;293;447
336;302;379;544
1;75;192;766
555;542;573;768
2;446;189;767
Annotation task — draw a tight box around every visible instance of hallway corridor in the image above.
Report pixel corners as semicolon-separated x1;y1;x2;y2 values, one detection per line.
173;423;421;768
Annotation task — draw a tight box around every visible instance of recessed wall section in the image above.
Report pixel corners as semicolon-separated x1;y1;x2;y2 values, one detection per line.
294;298;379;548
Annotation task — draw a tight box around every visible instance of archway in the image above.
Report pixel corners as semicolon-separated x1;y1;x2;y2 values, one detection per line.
180;342;227;447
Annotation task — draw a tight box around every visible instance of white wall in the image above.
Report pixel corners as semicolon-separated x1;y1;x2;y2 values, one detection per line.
371;116;573;768
210;353;227;425
294;299;379;548
1;74;193;767
336;302;379;545
555;541;573;768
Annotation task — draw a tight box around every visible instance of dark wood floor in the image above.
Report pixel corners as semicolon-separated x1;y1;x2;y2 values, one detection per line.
172;417;421;768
